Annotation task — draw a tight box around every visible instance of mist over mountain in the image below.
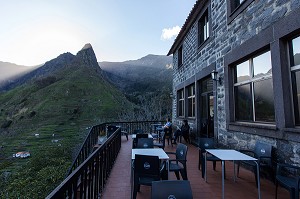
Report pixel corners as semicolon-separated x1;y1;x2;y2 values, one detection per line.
99;54;173;93
0;62;39;87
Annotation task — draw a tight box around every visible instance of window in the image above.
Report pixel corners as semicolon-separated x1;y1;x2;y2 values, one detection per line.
227;0;254;24
177;89;184;117
232;0;245;10
198;10;209;46
178;46;183;67
234;51;275;122
187;84;195;117
290;35;300;125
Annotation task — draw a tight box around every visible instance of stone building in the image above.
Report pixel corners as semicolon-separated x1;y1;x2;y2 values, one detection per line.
168;0;300;165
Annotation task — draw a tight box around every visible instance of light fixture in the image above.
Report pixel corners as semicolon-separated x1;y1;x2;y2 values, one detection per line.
211;70;222;85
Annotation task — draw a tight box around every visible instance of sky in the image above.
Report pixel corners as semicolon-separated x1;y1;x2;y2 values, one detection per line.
0;0;196;66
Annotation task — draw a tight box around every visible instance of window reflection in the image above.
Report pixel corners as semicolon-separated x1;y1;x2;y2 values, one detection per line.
236;61;250;83
233;50;274;123
235;84;252;121
291;36;300;66
253;51;272;78
254;79;275;122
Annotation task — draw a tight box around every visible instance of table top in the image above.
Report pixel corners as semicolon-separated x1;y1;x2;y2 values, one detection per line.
206;149;257;161
132;148;169;160
131;134;153;139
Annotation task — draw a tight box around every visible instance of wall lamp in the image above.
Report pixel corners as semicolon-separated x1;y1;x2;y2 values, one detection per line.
211;70;222;85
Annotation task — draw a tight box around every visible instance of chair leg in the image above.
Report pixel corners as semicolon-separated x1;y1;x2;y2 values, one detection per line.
254;167;258;187
237;162;240;177
275;181;278;199
201;157;205;178
198;151;201;170
174;171;180;180
180;168;188;180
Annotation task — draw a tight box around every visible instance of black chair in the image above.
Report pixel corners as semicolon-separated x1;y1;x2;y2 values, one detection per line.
132;133;149;148
198;138;222;178
151;180;193;199
133;154;163;199
136;138;154;148
164;126;173;146
275;163;300;199
237;141;273;186
154;132;166;150
166;143;188;180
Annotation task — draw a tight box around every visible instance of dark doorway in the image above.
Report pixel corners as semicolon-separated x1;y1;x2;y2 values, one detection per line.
199;77;214;138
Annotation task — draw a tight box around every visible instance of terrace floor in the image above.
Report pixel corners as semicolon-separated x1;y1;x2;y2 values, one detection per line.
102;136;288;199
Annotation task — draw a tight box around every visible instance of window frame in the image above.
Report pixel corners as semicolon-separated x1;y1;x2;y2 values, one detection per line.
233;50;275;123
289;35;300;125
198;9;210;47
226;0;254;24
187;84;196;118
177;89;185;117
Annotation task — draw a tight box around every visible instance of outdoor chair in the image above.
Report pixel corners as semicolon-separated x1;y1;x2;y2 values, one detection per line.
136;138;154;148
237;141;274;186
164;126;173;146
151;180;193;199
166;143;188;180
153;131;166;150
133;154;163;199
275;163;300;199
132;133;148;148
198;138;223;178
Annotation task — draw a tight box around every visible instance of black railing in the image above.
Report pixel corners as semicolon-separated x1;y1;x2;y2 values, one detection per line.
67;121;164;176
66;124;107;176
47;121;164;199
46;127;121;199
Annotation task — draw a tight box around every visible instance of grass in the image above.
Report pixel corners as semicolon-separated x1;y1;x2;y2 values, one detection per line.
0;61;135;198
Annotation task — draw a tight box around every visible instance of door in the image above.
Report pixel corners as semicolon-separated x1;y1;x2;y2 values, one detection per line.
199;77;214;138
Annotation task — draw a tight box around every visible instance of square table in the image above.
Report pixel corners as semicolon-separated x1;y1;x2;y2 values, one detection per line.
205;149;260;199
131;148;169;198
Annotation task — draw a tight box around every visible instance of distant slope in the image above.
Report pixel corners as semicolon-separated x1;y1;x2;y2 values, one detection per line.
0;61;39;87
99;54;173;93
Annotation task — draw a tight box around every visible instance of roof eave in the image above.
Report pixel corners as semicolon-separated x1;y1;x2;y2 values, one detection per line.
167;0;207;56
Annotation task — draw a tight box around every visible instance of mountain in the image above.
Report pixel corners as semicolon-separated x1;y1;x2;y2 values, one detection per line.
0;44;135;198
99;54;173;93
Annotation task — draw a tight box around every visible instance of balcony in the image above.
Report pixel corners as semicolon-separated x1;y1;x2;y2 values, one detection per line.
102;136;288;199
47;122;289;199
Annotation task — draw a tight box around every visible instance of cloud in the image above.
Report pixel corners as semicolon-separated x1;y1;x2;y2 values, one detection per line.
161;26;181;41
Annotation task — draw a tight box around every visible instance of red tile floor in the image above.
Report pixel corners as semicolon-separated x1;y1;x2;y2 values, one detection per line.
102;136;289;199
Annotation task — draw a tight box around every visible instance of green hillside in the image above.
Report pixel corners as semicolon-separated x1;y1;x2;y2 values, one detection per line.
0;46;134;198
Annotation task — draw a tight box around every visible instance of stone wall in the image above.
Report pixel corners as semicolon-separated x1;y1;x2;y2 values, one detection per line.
172;0;300;165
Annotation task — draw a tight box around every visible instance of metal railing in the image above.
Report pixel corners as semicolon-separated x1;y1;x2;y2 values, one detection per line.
47;121;164;199
46;127;121;199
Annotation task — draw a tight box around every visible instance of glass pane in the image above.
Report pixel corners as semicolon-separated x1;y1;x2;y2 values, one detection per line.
253;51;272;78
235;84;253;121
254;79;275;122
178;100;184;116
236;61;250;83
188;85;194;96
292;36;300;66
292;70;300;125
209;95;214;118
201;95;208;118
188;98;194;117
201;78;213;93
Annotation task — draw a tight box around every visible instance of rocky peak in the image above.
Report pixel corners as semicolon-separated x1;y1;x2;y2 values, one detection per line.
76;43;101;72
